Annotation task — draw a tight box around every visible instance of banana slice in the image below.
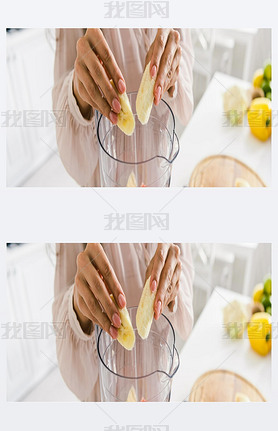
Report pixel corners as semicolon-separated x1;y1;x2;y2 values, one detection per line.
136;62;155;125
111;294;135;350
126;386;137;402
126;171;137;187
235;392;250;402
235;177;250;187
136;276;155;340
111;80;135;136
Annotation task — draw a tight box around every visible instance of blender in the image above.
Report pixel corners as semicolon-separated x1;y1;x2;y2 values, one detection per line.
97;307;180;402
96;93;180;187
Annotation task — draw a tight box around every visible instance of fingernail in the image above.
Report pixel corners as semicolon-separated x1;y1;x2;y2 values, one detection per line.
151;65;157;78
110;326;118;339
112;98;121;113
156;300;162;317
109;111;118;124
156;85;162;101
112;313;121;328
151;279;157;292
118;293;126;308
118;78;126;93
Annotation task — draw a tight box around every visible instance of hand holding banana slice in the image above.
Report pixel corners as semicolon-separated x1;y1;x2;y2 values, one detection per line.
112;29;182;134
142;29;182;106
136;244;182;340
73;29;127;123
142;243;182;319
112;243;182;350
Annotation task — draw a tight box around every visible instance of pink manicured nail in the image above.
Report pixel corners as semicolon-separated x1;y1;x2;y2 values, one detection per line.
110;326;118;339
151;279;157;292
151;65;157;78
109;111;118;124
118;78;126;93
156;300;162;317
112;98;121;113
118;293;126;308
156;85;162;101
112;313;121;328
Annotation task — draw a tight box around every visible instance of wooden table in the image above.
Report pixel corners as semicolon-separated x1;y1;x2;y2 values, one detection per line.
171;72;271;187
171;287;271;401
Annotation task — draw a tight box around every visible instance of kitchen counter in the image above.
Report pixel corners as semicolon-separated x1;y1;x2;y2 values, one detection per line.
171;287;271;401
171;72;271;187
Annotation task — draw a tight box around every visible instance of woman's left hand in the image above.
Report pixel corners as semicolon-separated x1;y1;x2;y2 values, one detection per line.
145;243;182;320
145;29;182;105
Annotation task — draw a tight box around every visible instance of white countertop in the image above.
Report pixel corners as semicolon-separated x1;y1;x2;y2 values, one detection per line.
171;72;271;187
171;287;271;401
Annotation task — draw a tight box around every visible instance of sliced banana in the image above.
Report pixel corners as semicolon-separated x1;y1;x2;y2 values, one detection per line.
126;171;137;187
126;386;137;402
235;392;250;402
110;294;135;350
136;62;155;125
136;276;155;340
235;177;250;187
111;80;135;136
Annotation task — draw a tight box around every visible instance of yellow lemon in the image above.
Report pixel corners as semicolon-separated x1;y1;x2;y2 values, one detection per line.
252;68;264;88
252;283;264;303
247;97;271;141
247;312;271;356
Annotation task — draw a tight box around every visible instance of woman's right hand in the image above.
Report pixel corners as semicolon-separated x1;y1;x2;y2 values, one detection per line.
73;29;126;123
73;243;126;339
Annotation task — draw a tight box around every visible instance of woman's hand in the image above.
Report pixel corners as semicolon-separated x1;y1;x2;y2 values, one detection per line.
73;29;126;122
145;244;182;320
73;243;126;339
145;29;182;105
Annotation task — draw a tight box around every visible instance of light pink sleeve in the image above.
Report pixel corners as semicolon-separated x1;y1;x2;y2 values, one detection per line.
146;243;194;341
145;29;194;126
52;243;100;401
52;29;100;187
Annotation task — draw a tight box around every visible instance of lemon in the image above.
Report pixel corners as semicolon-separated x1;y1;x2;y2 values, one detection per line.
264;62;272;81
253;68;264;88
247;97;272;141
252;283;264;303
248;312;271;356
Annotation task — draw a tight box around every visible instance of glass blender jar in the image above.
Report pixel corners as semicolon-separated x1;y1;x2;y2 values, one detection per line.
97;307;180;402
96;93;180;187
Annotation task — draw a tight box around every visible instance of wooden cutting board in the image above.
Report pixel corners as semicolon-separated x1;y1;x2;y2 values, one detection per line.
189;155;266;187
189;369;266;402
